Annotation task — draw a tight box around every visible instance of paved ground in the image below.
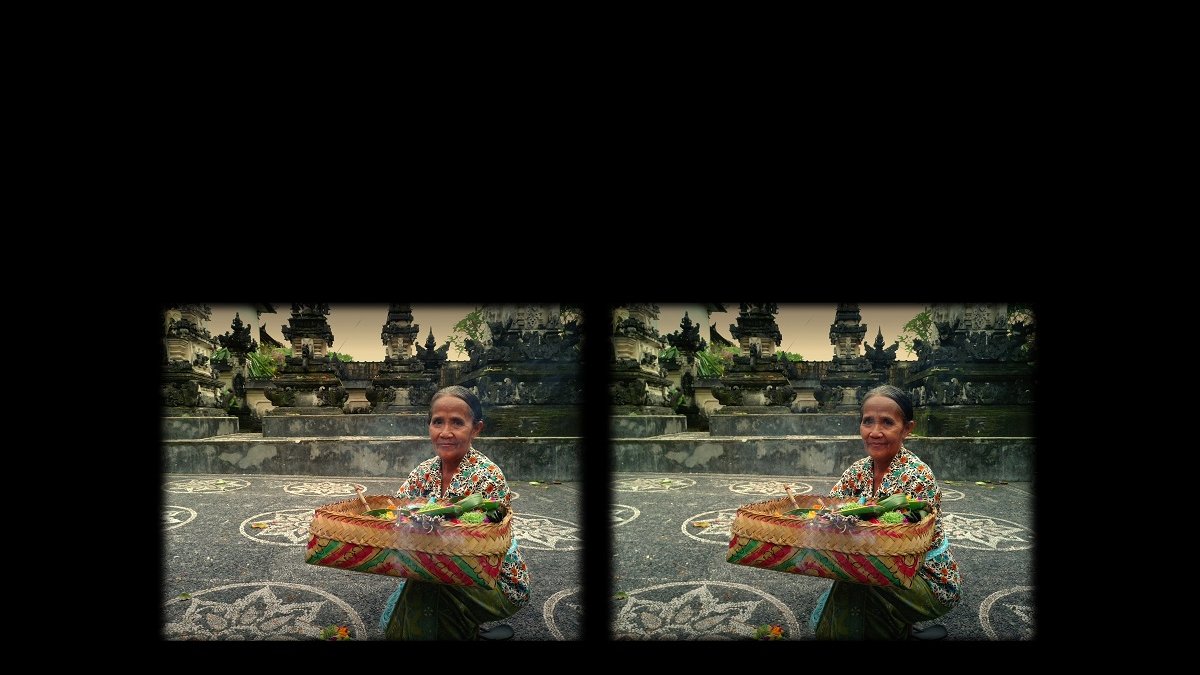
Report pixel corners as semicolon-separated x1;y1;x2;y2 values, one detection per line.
161;474;583;640
161;472;1034;641
610;471;1034;641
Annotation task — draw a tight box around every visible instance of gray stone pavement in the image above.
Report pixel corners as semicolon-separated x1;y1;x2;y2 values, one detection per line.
162;474;583;640
161;471;1034;641
610;471;1035;641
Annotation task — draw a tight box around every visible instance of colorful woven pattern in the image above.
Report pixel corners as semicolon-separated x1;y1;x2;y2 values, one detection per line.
727;495;935;588
305;495;511;588
727;536;925;587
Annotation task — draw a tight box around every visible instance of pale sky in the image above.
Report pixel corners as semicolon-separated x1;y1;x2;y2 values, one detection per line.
202;303;929;363
206;304;479;361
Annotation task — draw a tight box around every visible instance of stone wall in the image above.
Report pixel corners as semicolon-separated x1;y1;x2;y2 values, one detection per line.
164;436;582;481
610;436;1034;482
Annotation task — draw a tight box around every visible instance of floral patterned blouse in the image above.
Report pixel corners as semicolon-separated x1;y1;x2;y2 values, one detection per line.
828;446;962;609
396;447;531;608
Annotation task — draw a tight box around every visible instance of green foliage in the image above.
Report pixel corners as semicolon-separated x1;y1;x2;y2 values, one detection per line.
246;344;290;379
447;306;485;355
246;351;277;378
776;350;804;362
659;344;728;378
897;308;932;358
698;343;739;377
210;347;230;364
665;386;685;410
328;351;354;362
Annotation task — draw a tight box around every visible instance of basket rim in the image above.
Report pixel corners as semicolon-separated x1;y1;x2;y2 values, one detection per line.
309;494;514;555
315;494;512;533
731;495;936;554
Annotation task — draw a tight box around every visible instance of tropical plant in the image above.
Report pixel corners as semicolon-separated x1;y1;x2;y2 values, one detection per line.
328;351;354;362
447;306;485;355
896;308;932;358
246;344;291;379
776;350;804;362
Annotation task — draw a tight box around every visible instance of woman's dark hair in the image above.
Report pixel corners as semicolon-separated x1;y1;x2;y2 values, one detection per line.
861;384;914;424
429;385;484;425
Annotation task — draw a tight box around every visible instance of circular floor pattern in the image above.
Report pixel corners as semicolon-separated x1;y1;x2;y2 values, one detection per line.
611;504;641;527
512;513;582;551
543;586;583;640
239;508;316;546
283;481;366;496
612;581;801;640
980;585;1035;640
163;582;366;640
728;480;813;496
941;513;1034;551
940;489;965;501
613;477;696;493
164;478;250;494
164;506;197;530
682;508;741;545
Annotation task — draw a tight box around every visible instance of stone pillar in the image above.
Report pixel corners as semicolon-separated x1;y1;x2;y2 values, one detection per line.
263;304;347;415
610;304;672;412
711;304;793;411
815;303;888;412
366;305;441;412
662;311;708;427
161;304;224;416
214;311;260;426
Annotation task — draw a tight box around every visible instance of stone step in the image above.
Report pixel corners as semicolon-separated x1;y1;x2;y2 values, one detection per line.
162;416;240;440
608;415;687;438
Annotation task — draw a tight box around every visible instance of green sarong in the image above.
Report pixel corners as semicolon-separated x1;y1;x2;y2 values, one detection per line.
385;579;521;641
814;576;950;640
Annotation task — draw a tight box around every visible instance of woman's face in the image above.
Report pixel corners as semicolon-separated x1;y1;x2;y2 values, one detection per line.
429;396;483;467
860;395;914;466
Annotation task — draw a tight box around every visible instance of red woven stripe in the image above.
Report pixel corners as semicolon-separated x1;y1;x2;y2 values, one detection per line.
755;544;797;569
735;540;774;566
412;551;469;585
337;543;380;569
831;551;882;584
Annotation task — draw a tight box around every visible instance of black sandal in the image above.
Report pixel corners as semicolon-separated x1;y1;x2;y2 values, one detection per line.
909;624;948;640
479;624;514;640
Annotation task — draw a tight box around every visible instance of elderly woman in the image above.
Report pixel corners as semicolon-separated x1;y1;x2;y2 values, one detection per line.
384;386;530;640
812;385;961;640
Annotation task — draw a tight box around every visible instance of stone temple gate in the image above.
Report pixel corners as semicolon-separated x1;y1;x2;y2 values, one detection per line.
163;303;1035;482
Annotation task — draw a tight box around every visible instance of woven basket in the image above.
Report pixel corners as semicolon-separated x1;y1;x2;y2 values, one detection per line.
727;495;936;588
306;495;512;588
